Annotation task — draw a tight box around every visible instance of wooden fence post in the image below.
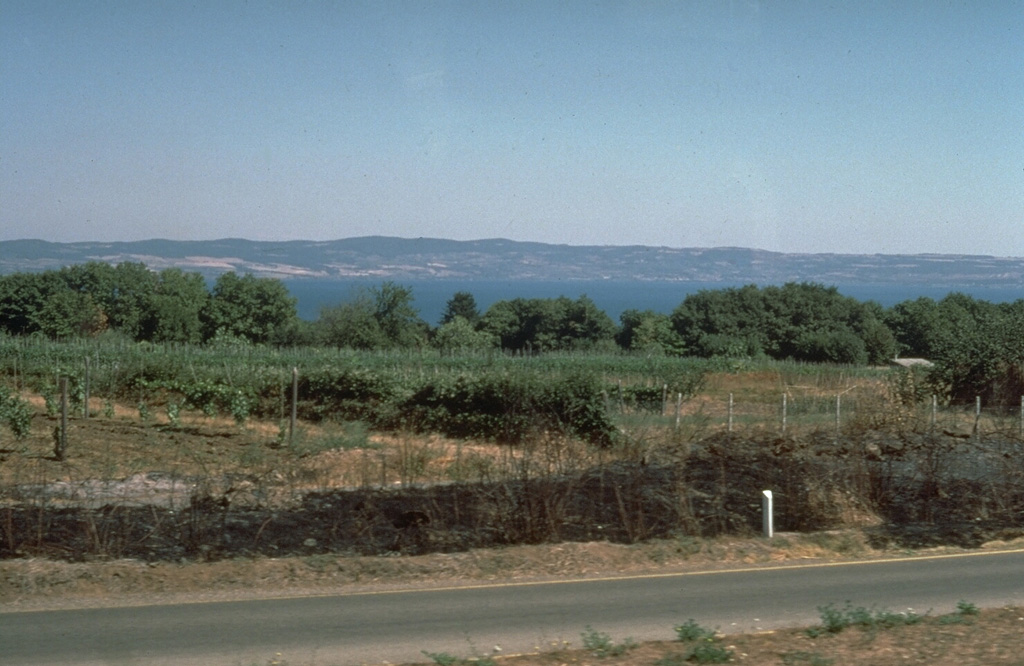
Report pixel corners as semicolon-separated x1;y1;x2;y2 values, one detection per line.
56;376;68;461
835;394;841;442
289;367;298;447
83;356;90;419
974;396;981;441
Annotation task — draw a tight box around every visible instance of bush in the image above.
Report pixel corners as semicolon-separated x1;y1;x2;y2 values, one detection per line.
807;602;925;637
674;619;715;642
617;384;665;412
580;626;637;658
793;329;868;365
298;367;400;423
956;600;979;616
402;371;617;445
668;619;731;663
0;385;32;440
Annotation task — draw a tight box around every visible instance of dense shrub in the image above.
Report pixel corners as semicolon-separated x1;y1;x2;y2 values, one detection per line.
402;371;616;445
617;384;665;412
793;329;868;365
0;384;32;439
672;282;893;364
297;366;402;423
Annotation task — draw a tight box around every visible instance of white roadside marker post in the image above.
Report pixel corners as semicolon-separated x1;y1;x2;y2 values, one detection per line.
762;490;774;538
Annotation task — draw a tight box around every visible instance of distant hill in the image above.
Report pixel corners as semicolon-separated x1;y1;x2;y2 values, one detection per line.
1;237;1023;287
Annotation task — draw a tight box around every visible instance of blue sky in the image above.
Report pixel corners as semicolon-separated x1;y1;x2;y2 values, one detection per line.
2;1;1022;255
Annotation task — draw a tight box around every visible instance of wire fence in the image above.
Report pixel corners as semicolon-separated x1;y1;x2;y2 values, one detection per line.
5;334;1024;447
610;387;1024;442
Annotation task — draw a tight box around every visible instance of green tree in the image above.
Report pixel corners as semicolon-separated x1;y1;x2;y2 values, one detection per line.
885;297;942;358
201;272;298;344
479;295;615;352
616;309;685;355
478;298;527;350
144;268;209;344
439;291;481;326
36;289;107;339
557;295;616;350
315;295;387;350
431;316;496;352
792;329;868;365
761;283;856;359
0;272;53;335
671;285;767;357
859;315;898;365
58;262;116;297
313;283;426;350
372;281;427;348
926;295;1024;403
48;261;160;339
106;262;158;338
672;282;895;363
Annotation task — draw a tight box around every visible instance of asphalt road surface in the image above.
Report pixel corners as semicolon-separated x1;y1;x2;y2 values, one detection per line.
3;549;1024;666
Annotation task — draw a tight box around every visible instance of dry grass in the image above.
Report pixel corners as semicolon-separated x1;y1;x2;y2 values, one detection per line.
0;398;515;493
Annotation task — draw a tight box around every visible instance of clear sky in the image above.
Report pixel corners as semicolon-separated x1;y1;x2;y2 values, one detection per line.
2;1;1022;255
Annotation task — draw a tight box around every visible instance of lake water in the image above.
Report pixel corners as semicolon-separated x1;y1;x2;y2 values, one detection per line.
285;279;1023;324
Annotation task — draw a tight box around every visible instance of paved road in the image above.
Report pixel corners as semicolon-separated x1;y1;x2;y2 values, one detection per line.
4;549;1024;666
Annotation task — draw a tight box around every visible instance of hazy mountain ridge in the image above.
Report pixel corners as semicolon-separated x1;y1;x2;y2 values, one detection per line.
1;237;1023;287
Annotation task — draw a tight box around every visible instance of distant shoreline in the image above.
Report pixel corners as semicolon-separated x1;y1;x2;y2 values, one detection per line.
3;237;1023;287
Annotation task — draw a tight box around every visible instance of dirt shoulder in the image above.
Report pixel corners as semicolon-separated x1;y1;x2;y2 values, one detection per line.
4;529;1024;613
4;532;1024;665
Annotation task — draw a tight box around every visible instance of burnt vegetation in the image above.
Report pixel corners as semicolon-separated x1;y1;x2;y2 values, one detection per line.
1;268;1023;562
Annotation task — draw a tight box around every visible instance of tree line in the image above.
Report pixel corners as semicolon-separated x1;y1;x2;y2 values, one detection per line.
1;262;1022;402
0;262;295;345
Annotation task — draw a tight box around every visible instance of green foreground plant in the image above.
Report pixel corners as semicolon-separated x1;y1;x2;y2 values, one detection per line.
674;618;716;642
956;599;979;616
0;384;32;439
806;602;926;637
939;599;981;625
659;619;733;664
580;625;638;658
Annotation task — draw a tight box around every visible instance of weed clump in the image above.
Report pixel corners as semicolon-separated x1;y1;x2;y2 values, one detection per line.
660;619;732;664
580;625;638;658
674;618;716;642
806;602;925;637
